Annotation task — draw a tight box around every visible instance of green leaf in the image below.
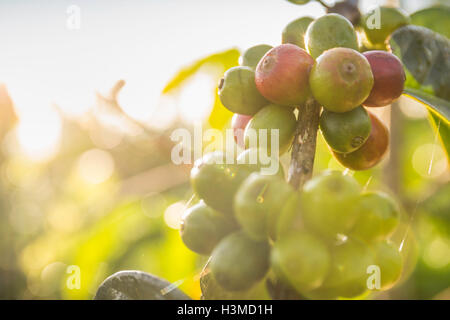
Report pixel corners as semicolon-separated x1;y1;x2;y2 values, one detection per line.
391;10;450;161
94;270;191;300
162;48;240;94
403;88;450;123
390;25;450;105
429;113;450;161
410;5;450;39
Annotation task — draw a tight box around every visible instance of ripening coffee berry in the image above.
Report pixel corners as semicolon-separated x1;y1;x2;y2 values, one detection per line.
232;113;252;148
218;66;268;115
300;170;361;240
305;14;359;59
244;104;297;155
310;48;374;113
255;44;314;106
234;173;295;240
320;106;372;153
332;112;389;171
373;241;403;290
351;192;400;243
190;152;250;215
210;231;270;291
241;44;273;70
180;202;236;255
271;232;331;293
363;51;406;107
362;6;410;46
282;16;314;49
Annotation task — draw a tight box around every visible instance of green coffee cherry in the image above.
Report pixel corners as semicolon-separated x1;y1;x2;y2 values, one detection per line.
320;106;372;153
275;193;303;240
373;241;403;290
191;152;250;215
332;112;389;170
241;44;273;70
282;17;314;49
286;0;310;4
310;48;374;113
234;173;294;240
301;170;361;240
323;237;375;298
244;104;297;155
201;262;270;299
237;148;285;178
272;232;331;293
218;66;268;115
363;6;410;46
305;13;359;59
351;192;400;243
210;231;270;291
180;202;236;255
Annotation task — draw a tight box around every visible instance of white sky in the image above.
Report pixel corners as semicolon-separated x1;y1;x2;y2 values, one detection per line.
0;0;326;120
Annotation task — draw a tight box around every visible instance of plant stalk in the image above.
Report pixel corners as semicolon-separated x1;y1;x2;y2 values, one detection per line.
288;99;322;190
267;99;321;300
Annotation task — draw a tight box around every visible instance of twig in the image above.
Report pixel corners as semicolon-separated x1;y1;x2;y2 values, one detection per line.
288;99;322;190
317;0;331;9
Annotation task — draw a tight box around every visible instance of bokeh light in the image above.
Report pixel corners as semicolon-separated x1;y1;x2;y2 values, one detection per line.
412;143;447;178
77;149;115;184
164;201;186;230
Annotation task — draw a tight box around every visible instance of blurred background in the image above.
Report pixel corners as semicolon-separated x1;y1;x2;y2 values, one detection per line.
0;0;448;299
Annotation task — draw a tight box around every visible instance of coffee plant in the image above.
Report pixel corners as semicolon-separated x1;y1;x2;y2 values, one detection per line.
95;0;450;300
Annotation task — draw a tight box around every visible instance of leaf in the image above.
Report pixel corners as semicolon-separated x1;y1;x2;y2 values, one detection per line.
410;5;450;39
403;88;450;123
94;270;191;300
429;113;450;161
162;48;240;94
390;25;450;105
161;48;240;130
391;10;450;162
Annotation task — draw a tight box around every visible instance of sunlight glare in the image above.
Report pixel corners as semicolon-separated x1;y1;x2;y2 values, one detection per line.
164;201;186;229
178;73;216;123
16;108;62;162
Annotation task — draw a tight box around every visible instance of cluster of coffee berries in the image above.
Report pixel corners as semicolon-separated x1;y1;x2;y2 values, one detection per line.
220;12;406;170
182;165;404;298
180;10;408;299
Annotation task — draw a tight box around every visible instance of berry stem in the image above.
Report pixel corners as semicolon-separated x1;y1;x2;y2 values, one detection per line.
268;99;321;300
316;0;331;9
288;99;322;190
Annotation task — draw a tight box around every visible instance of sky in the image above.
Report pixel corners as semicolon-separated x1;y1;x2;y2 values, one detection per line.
0;0;325;120
0;0;437;160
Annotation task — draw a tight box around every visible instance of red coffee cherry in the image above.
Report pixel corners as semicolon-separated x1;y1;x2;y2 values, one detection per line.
363;51;406;108
255;44;314;106
333;112;389;170
232;113;252;148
